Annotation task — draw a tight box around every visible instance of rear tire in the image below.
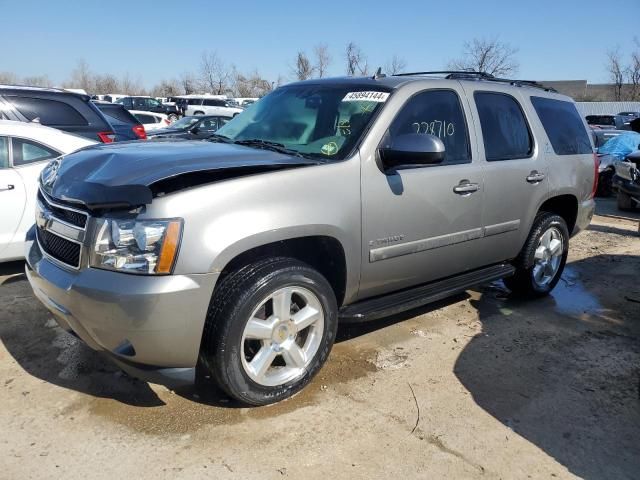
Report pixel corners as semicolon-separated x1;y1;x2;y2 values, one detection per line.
167;113;179;122
505;213;569;298
617;190;634;211
199;257;338;406
194;111;204;115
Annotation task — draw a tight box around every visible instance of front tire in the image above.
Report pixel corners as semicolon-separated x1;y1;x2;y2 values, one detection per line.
505;213;569;298
199;257;338;406
167;113;179;122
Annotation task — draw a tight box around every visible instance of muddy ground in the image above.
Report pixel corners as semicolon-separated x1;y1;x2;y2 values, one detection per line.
1;198;639;480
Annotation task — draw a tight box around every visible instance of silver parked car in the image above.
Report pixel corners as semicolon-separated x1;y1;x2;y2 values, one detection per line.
26;72;596;405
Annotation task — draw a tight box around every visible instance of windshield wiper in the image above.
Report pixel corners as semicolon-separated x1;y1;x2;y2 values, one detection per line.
206;133;233;143
234;139;305;158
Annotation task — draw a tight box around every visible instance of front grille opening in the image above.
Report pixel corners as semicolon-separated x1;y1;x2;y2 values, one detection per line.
38;190;87;228
37;227;81;268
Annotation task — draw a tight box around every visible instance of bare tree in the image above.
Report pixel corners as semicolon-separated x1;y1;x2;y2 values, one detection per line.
627;39;640;100
180;72;196;95
606;48;625;101
94;73;119;94
345;42;368;76
448;38;519;77
67;59;94;92
119;72;145;95
151;78;182;97
21;75;52;87
0;71;19;84
293;51;314;81
385;54;407;75
231;67;273;97
313;44;331;78
199;51;229;94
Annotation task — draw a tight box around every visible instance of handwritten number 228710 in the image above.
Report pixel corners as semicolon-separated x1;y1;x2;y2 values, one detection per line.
412;120;455;138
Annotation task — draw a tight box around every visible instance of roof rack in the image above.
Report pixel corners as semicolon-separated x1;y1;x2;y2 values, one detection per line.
391;70;557;93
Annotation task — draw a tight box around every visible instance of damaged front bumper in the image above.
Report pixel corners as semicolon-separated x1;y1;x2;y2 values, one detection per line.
25;227;218;387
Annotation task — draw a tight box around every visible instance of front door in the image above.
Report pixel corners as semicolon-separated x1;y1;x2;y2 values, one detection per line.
0;136;26;258
359;87;486;299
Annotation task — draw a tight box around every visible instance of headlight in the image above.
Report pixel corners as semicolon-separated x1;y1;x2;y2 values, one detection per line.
91;218;182;275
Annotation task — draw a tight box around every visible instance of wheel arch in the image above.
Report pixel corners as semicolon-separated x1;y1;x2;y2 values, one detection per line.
538;194;579;234
211;231;351;308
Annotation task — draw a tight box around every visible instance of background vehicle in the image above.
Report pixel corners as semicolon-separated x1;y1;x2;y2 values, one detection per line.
94;102;146;141
586;114;630;130
26;73;596;406
183;95;243;117
130;110;170;132
235;97;258;107
103;94;127;103
613;150;640;210
116;96;181;122
0;85;116;143
0;120;95;261
596;131;640;196
146;115;230;139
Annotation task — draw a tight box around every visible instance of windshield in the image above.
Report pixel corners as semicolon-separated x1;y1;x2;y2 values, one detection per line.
216;84;391;160
169;116;200;130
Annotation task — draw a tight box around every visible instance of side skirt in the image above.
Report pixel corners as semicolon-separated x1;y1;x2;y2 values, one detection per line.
339;263;515;323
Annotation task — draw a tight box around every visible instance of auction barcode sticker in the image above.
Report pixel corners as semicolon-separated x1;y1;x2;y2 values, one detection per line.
342;91;390;102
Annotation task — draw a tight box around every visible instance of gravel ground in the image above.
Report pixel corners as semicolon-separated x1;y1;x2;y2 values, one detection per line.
0;198;638;480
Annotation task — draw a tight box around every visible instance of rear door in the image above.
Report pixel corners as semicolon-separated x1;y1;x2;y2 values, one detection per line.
461;85;549;263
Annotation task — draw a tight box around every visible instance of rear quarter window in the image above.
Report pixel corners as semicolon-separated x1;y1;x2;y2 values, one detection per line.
531;97;593;155
8;96;88;126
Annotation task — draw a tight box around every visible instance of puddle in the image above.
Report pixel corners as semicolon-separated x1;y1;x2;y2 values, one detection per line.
84;342;378;436
551;267;603;317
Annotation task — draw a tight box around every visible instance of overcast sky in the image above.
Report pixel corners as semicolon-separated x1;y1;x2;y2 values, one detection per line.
2;0;639;88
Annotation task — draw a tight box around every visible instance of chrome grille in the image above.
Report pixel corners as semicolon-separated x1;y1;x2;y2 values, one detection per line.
36;188;89;269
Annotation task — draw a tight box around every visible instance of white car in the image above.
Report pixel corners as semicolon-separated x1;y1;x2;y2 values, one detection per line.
0;121;95;262
183;95;243;117
130;110;171;132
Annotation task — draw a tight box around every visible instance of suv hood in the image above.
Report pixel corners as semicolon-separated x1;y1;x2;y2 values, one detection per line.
41;139;322;210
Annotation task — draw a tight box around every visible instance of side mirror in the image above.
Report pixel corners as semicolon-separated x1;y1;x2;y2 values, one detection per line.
190;126;199;134
379;133;445;170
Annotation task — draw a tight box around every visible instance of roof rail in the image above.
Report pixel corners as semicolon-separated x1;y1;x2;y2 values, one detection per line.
391;70;557;93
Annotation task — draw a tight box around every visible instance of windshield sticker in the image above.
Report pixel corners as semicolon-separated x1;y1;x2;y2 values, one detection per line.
321;142;339;156
342;91;389;103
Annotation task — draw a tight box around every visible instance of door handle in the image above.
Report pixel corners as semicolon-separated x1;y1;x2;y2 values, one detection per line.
453;181;479;195
0;184;15;191
526;171;546;183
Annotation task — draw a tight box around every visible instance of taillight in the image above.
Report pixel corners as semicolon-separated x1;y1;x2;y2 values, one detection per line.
132;124;147;140
164;119;171;125
97;131;116;143
590;153;599;199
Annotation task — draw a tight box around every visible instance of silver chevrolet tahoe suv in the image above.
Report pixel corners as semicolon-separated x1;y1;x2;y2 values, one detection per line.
26;72;597;405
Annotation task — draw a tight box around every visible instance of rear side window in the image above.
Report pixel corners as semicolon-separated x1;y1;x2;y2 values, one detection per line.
8;96;88;126
386;89;471;165
531;97;593;155
136;114;156;123
0;137;8;168
474;92;533;161
188;99;203;105
96;105;138;124
11;138;60;166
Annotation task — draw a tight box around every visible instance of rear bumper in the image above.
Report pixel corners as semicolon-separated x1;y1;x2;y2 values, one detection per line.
572;198;595;236
25;231;218;374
